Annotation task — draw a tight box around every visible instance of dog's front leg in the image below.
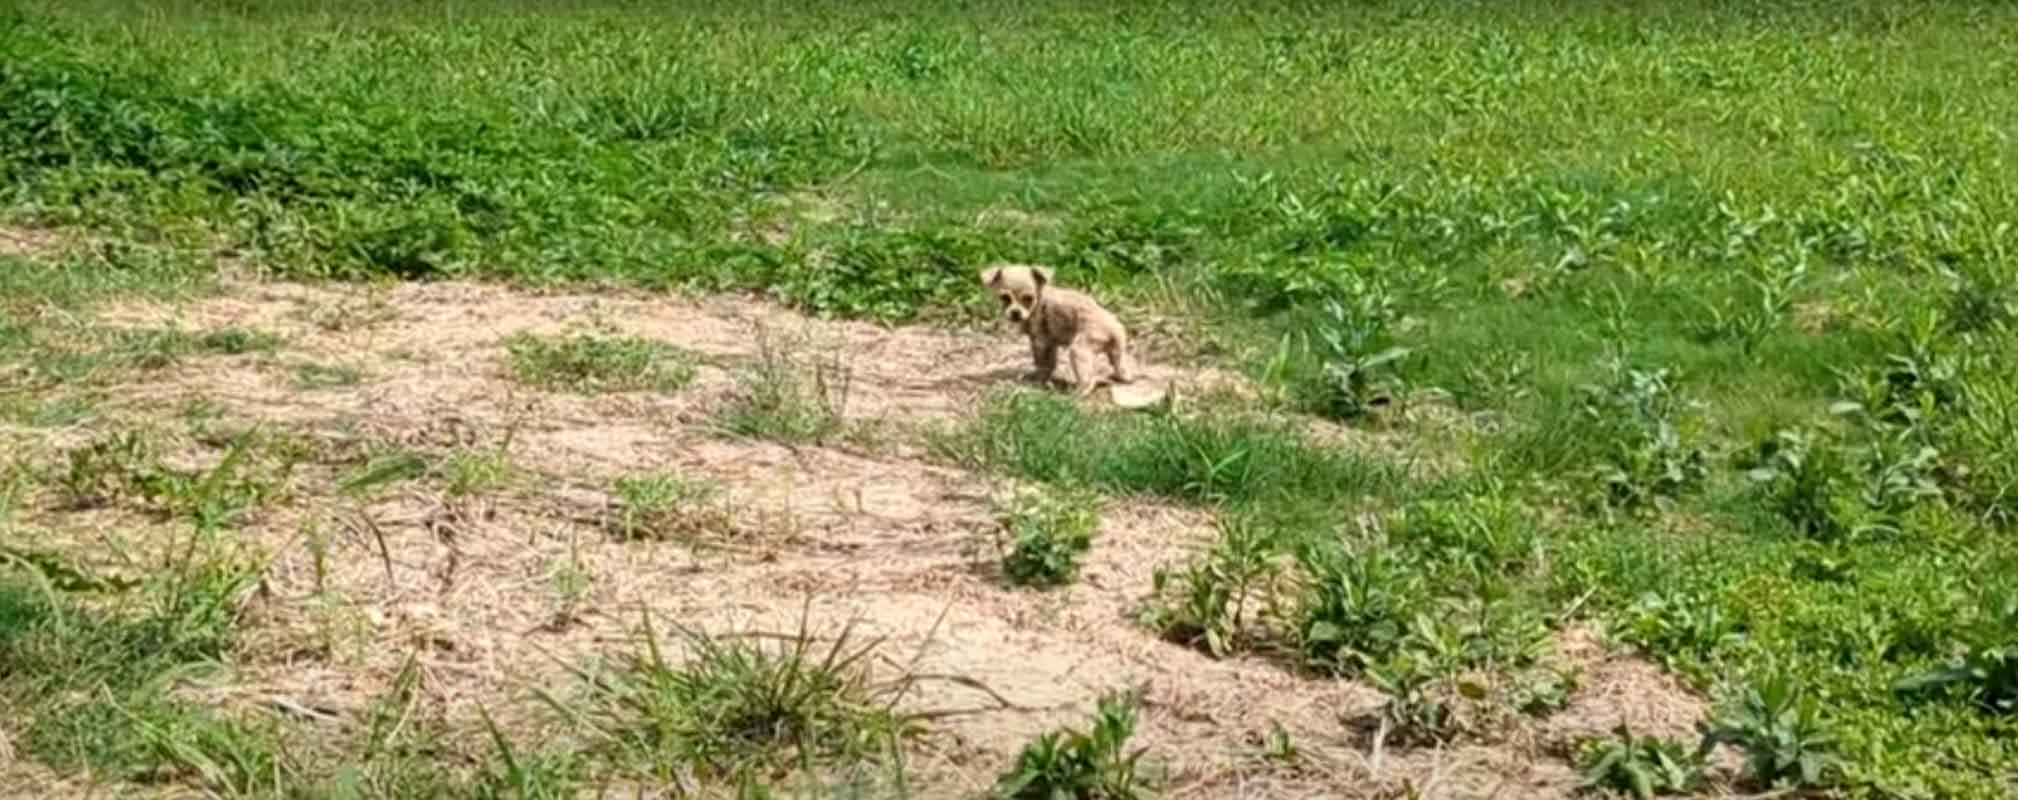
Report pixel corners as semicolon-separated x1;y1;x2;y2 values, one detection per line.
1030;339;1059;384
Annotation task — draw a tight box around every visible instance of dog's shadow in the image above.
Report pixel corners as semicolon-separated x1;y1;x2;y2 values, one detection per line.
925;364;1143;398
924;365;1052;394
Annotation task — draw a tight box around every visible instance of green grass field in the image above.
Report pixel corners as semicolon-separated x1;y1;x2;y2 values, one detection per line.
4;1;2017;797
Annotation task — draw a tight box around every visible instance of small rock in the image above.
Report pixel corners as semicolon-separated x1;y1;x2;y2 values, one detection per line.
1109;381;1168;410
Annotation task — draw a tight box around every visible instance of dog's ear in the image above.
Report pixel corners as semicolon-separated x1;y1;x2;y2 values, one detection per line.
1033;266;1053;287
980;266;1002;287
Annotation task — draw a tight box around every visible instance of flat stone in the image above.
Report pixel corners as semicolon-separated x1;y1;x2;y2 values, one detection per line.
1109;381;1168;409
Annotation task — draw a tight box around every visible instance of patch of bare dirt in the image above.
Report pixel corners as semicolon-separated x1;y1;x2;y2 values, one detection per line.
0;226;66;261
4;280;1647;797
1541;626;1712;750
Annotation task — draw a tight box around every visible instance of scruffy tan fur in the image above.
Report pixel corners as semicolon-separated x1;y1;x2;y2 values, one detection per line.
980;263;1134;396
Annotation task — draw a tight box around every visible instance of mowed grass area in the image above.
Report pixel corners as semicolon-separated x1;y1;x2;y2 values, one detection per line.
3;0;2018;797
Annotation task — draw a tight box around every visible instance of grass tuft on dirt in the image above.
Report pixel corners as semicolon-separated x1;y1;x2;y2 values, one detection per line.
505;331;699;394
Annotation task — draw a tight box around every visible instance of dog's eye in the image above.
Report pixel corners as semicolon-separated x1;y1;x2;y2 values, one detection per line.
998;295;1011;305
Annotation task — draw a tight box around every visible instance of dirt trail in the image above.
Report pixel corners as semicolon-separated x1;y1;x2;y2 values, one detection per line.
3;277;1711;797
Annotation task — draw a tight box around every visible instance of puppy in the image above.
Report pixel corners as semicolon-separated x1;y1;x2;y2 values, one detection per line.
980;263;1134;396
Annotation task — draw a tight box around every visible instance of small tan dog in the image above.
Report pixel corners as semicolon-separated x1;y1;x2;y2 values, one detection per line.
980;263;1134;396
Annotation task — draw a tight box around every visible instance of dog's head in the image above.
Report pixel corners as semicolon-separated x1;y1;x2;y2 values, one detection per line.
979;264;1052;324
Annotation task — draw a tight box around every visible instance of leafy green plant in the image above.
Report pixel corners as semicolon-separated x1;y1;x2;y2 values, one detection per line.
1744;425;1942;542
1266;290;1411;422
505;332;698;394
1894;598;2018;715
1849;315;1966;428
1389;490;1540;579
1895;647;2018;716
1396;595;1551;676
1578;365;1706;514
1365;650;1459;746
1293;545;1425;676
1698;673;1840;791
1511;667;1579;717
1142;512;1282;656
1691;260;1802;357
994;486;1100;588
1616;591;1745;672
1576;726;1705;798
993;690;1151;800
1449;345;1534;411
1946;365;2018;527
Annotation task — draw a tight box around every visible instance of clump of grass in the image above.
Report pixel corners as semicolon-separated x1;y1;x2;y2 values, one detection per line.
57;429;158;509
195;327;280;356
993;690;1151;800
719;326;853;444
0;537;279;794
473;705;590;799
505;331;698;394
607;471;728;540
340;451;431;498
565;611;912;785
55;428;296;530
99;327;201;371
993;486;1100;588
443;449;515;498
294;361;363;389
935;390;1389;507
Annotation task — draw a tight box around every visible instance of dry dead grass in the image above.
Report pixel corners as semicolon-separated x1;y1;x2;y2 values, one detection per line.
1;276;1716;798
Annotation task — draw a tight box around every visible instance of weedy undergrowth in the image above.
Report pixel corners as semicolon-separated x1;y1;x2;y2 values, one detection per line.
559;608;914;786
721;325;854;444
608;471;730;541
1141;512;1284;657
506;331;698;394
993;485;1100;588
993;690;1152;800
1697;672;1841;791
1576;725;1706;798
